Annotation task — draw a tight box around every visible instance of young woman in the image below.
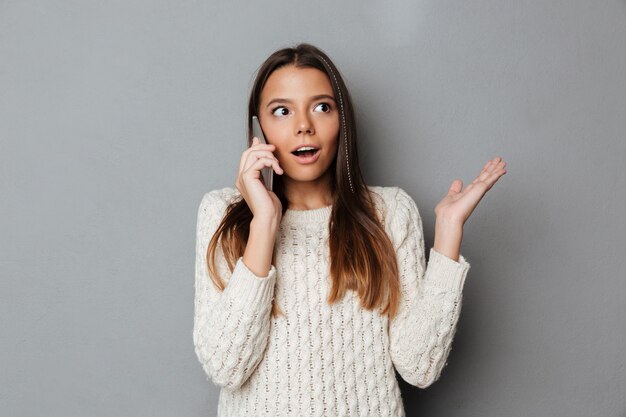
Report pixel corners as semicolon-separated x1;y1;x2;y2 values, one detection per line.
193;43;507;417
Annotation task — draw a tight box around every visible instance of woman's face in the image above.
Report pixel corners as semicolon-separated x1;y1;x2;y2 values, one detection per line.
258;65;340;188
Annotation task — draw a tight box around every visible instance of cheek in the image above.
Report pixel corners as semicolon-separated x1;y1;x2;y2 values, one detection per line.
264;128;291;157
328;139;339;157
263;124;285;146
320;118;340;139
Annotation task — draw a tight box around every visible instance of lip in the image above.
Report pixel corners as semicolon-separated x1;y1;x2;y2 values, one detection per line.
290;143;320;153
291;148;321;165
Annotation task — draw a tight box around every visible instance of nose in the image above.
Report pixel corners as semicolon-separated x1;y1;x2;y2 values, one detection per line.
295;112;315;135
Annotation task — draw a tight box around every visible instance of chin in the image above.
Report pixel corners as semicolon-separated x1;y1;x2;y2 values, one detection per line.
284;170;328;182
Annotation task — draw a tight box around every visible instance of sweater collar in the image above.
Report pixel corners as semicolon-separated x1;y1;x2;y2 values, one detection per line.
281;204;333;224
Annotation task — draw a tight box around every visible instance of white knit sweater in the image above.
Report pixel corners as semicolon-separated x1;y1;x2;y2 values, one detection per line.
193;185;471;417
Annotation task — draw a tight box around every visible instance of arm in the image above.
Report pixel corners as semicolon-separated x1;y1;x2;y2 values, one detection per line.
244;216;280;277
388;187;471;388
433;218;463;262
193;189;277;390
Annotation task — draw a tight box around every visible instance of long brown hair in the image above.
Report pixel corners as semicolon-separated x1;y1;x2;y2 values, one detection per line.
206;43;401;320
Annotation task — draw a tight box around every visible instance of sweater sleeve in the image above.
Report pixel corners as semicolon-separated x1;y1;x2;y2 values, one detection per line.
192;189;277;391
387;187;471;388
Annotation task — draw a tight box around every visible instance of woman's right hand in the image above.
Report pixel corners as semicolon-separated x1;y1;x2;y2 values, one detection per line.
235;136;284;222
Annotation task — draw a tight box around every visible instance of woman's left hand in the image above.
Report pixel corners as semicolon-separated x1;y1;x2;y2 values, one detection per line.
434;156;507;226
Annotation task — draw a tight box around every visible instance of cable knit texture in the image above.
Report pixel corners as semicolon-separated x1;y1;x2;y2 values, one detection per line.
193;185;471;417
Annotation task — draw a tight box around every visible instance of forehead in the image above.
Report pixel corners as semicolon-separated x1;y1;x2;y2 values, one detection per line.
261;65;334;102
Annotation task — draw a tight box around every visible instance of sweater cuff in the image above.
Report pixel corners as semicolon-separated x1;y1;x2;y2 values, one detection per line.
423;248;471;293
222;256;277;312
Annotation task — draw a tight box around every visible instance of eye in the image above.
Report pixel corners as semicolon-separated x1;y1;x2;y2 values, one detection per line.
272;106;289;117
314;103;332;113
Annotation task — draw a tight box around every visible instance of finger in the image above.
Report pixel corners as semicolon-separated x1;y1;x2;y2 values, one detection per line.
492;167;507;179
240;138;259;172
470;159;506;187
244;155;270;177
471;167;494;185
248;148;277;158
491;158;506;173
250;136;275;149
246;156;283;176
240;141;276;172
482;168;506;189
245;156;282;172
244;150;280;172
242;152;262;173
260;156;283;174
484;157;498;169
477;160;496;179
470;170;489;185
471;166;505;189
481;159;502;178
487;162;506;177
248;142;276;154
448;179;463;195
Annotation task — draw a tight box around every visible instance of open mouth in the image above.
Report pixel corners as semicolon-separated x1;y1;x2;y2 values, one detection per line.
291;148;321;164
291;149;319;157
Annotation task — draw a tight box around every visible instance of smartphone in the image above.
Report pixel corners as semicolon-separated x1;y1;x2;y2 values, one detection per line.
252;116;273;192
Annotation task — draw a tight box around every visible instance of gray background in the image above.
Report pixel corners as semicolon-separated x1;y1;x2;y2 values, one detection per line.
1;0;625;416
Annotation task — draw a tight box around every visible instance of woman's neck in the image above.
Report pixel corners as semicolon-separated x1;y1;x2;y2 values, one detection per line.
283;177;333;210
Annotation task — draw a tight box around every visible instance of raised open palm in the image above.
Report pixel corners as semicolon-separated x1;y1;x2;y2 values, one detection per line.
434;156;507;225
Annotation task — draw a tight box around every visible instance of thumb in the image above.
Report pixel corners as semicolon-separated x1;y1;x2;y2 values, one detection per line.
448;179;463;195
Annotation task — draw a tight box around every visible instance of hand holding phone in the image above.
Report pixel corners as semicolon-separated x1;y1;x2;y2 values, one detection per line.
252;116;273;192
235;117;282;221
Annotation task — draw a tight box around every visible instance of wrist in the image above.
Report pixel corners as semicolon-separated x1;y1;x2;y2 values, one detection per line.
435;215;464;228
251;216;280;235
433;220;463;262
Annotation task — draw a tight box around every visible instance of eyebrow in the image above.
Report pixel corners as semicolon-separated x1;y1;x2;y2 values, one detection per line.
265;94;336;108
